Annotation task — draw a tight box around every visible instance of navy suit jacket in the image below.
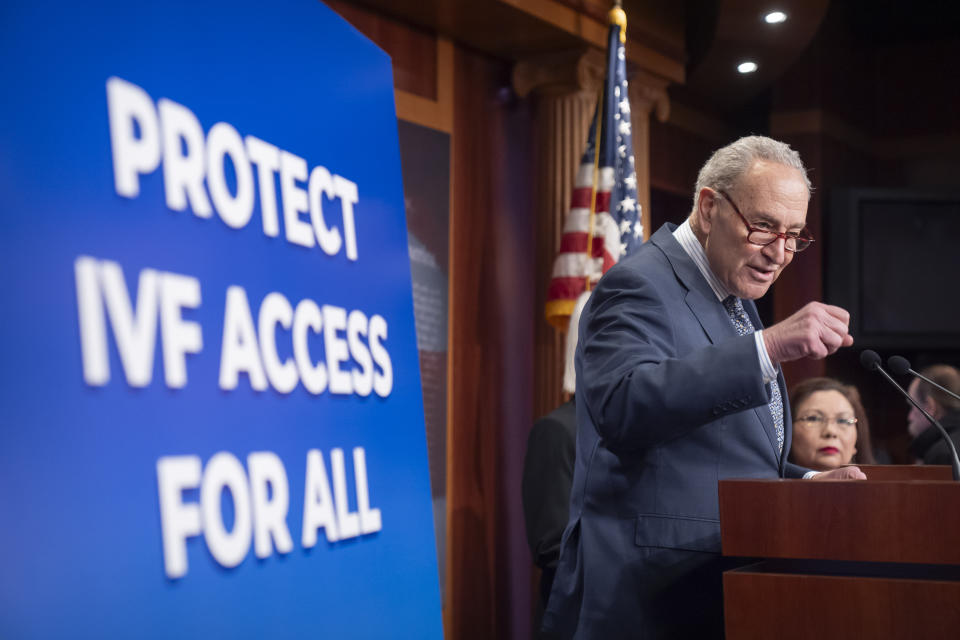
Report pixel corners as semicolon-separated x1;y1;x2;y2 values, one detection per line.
542;224;808;638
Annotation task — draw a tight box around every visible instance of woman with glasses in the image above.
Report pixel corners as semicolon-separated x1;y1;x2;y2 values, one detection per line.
789;377;876;471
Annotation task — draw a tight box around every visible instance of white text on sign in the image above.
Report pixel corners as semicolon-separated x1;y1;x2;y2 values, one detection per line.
156;447;382;579
107;76;360;259
75;257;393;396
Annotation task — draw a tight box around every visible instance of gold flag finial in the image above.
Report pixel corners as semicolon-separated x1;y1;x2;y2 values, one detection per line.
609;0;627;43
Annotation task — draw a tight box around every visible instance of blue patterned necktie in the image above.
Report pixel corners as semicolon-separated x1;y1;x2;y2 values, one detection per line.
722;296;784;454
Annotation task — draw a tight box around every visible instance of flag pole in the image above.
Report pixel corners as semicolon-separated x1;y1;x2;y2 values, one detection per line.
610;0;627;44
584;87;603;294
584;1;627;294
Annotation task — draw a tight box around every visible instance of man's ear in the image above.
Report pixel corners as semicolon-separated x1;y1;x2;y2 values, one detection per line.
697;188;718;234
923;396;942;420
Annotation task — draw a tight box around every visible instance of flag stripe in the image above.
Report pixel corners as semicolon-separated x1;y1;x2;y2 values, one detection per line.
547;276;591;302
558;232;608;256
545;21;643;331
570;189;612;214
550;253;604;279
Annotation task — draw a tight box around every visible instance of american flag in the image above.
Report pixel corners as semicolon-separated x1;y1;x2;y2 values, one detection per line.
545;15;642;330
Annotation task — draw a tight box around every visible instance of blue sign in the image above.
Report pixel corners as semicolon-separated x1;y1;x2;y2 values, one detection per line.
0;1;442;637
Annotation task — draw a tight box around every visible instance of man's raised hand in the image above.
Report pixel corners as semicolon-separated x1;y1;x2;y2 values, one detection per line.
763;302;853;365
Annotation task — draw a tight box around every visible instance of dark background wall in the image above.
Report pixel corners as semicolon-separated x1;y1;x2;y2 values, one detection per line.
650;0;960;465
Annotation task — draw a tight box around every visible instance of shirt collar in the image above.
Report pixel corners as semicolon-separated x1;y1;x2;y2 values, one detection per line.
672;219;731;301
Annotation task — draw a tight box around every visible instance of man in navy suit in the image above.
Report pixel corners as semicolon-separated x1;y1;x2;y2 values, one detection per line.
542;136;865;639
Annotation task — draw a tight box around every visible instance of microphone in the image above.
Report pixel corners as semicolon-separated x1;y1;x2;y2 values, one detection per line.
860;349;881;372
888;355;960;404
860;350;960;481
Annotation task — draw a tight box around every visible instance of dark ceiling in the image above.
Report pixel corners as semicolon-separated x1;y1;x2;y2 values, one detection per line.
682;0;960;114
836;0;960;45
344;0;960;115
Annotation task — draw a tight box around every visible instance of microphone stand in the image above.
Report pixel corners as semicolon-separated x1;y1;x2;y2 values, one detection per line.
873;364;960;482
888;355;960;404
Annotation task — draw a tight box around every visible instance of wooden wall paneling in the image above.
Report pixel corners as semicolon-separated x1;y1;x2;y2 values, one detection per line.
492;89;537;640
396;37;453;134
501;0;684;84
649;121;707;194
328;1;453;133
448;45;536;640
449;46;494;640
326;0;438;99
648;100;737;212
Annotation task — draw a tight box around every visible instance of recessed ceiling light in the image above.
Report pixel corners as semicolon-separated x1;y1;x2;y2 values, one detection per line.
765;11;787;24
737;61;758;74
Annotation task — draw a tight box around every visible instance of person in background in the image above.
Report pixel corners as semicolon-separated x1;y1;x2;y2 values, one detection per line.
522;291;589;627
907;364;960;466
788;377;876;471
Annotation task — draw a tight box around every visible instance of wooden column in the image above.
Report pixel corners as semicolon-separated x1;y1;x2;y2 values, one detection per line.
447;46;537;640
514;50;671;419
513;49;604;419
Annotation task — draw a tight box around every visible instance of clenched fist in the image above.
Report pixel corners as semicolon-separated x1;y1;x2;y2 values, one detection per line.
763;302;853;365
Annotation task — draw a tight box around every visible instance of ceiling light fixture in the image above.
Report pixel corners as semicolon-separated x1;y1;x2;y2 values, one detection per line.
764;11;787;24
737;61;758;74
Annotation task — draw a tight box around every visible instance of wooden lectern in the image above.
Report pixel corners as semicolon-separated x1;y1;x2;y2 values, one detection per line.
719;465;960;639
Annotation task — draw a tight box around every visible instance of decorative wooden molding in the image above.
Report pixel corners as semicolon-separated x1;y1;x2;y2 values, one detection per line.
501;0;684;84
771;108;960;159
395;36;454;134
512;47;605;99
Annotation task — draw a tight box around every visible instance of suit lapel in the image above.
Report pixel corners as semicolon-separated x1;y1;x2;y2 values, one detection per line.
652;225;784;464
682;288;732;345
651;226;733;346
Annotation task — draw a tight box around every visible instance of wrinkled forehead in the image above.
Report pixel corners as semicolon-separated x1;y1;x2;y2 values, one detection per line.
730;161;810;227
